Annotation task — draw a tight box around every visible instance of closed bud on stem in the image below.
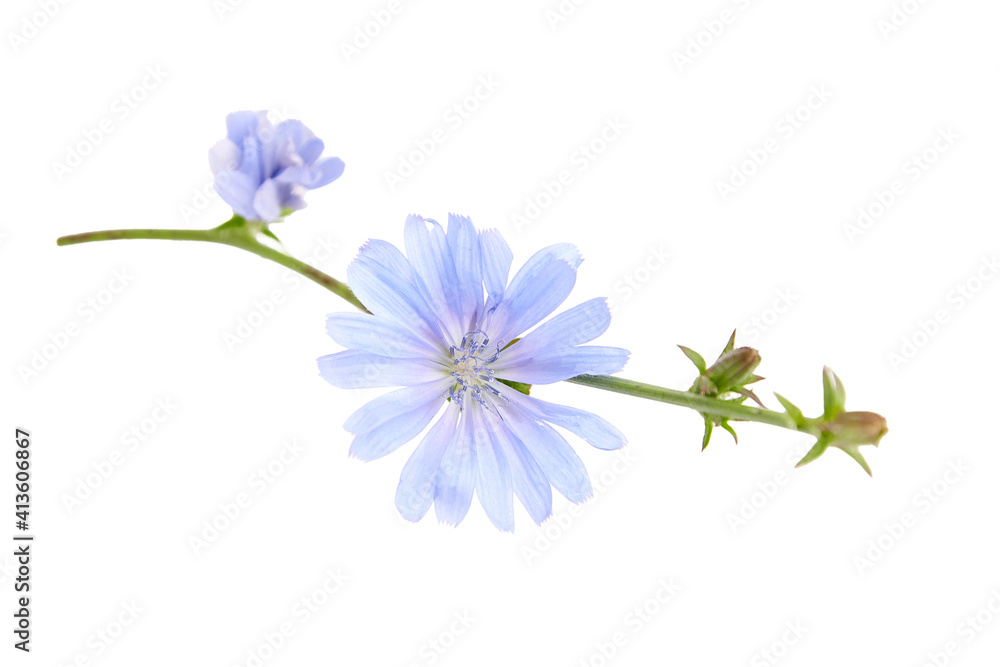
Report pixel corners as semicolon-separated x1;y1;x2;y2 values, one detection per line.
821;411;889;448
794;368;889;476
705;347;761;395
680;331;765;450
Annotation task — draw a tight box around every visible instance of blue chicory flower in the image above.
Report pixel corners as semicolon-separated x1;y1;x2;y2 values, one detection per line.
318;214;630;531
209;111;345;223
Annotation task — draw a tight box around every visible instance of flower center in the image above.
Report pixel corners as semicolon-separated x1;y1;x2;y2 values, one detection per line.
449;330;508;414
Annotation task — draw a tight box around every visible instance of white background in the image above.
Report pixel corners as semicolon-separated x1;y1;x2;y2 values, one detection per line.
2;0;999;665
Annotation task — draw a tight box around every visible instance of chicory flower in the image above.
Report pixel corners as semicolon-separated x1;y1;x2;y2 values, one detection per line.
318;214;630;530
209;111;344;223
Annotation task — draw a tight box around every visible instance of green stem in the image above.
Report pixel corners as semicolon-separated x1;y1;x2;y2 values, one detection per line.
54;222;810;437
567;374;808;433
57;223;369;313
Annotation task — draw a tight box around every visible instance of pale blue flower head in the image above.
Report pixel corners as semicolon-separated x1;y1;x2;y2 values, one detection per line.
319;214;630;531
209;111;345;222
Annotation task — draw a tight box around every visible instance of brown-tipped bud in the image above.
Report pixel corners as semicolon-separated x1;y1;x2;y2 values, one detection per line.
821;411;889;448
705;347;761;394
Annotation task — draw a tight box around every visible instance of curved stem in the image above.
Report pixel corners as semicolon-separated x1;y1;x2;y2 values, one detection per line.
223;235;368;312
57;224;369;313
567;374;806;432
55;224;817;439
58;228;217;244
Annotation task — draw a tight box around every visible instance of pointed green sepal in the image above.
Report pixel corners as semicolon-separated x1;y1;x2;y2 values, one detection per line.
701;417;713;451
260;225;282;244
773;392;805;427
678;345;707;374
498;379;532;396
840;444;873;476
719;419;739;444
721;330;736;356
735;386;764;408
215;214;248;231
822;366;846;420
795;440;830;468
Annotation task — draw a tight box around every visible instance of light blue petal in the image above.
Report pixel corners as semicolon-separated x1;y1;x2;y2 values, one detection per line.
252;179;283;222
405;216;464;340
498;298;611;365
318;350;445;389
347;240;447;350
225;110;265;143
273;165;312;186
325;312;437;358
505;406;592;503
257;131;280;180
526;242;583;270
446;214;484;324
281;184;308;212
275;158;344;189
298;137;325;166
479;228;513;309
312;157;345;186
473;408;514;532
213;170;259;220
348;398;443;461
520;396;627;451
494;346;629;385
274;120;320;165
434;410;478;526
396;404;460;522
343;378;451;435
488;257;578;343
208;139;240;175
237;135;263;183
494;422;552;525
